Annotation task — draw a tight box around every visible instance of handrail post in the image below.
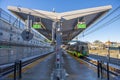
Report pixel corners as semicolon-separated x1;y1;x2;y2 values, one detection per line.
107;62;109;80
118;46;120;55
19;60;22;79
97;60;100;78
0;67;2;80
106;47;110;80
100;61;103;79
14;62;17;80
14;60;22;80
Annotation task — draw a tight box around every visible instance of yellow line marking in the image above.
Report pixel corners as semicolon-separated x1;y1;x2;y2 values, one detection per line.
7;53;53;78
67;52;89;65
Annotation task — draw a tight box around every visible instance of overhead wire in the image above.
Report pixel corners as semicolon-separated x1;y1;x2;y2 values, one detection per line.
85;5;120;32
79;12;120;38
79;5;120;38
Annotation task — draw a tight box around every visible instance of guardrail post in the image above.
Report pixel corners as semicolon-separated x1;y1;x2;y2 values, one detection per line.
97;60;100;78
14;60;22;80
100;61;103;79
14;62;17;80
106;47;110;80
19;60;22;79
0;68;2;80
107;62;109;80
119;46;120;55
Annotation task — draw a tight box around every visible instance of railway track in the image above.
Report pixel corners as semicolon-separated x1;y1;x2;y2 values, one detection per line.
81;56;120;76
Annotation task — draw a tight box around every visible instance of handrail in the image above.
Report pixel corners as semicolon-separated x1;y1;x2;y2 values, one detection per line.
0;8;25;29
0;52;53;77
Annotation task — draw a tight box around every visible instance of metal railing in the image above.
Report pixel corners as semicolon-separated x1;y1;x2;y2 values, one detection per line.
0;52;53;79
0;8;25;29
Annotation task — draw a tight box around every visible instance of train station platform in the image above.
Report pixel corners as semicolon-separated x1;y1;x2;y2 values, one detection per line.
2;52;115;80
0;5;117;80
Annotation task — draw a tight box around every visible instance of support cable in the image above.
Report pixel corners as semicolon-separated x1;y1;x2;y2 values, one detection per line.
85;5;120;32
79;12;120;38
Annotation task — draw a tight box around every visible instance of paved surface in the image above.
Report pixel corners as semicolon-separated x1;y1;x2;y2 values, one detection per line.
3;52;115;80
3;53;55;80
63;53;99;80
21;53;55;80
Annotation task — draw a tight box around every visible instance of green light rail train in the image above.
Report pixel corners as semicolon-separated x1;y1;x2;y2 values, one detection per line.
67;41;89;58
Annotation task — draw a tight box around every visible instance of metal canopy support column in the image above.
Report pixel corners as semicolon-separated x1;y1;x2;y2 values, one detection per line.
51;21;66;80
26;14;31;30
55;22;62;69
52;22;56;43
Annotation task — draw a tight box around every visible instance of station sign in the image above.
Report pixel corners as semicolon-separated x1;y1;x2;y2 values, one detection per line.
32;24;41;29
77;22;86;29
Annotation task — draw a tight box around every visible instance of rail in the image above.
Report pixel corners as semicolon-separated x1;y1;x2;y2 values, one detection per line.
0;8;25;29
88;54;120;66
83;56;120;80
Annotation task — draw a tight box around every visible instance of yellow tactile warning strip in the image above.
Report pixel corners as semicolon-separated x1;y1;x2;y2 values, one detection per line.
68;53;114;79
67;52;91;66
7;53;53;78
71;53;114;79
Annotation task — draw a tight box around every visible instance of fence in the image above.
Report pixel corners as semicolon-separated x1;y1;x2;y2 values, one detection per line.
0;8;25;29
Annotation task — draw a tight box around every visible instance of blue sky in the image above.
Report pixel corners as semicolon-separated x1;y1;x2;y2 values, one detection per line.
0;0;120;42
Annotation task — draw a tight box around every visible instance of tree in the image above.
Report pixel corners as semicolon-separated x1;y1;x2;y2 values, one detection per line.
93;40;102;44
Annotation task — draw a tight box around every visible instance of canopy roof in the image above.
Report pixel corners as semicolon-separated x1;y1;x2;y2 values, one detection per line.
8;5;112;44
